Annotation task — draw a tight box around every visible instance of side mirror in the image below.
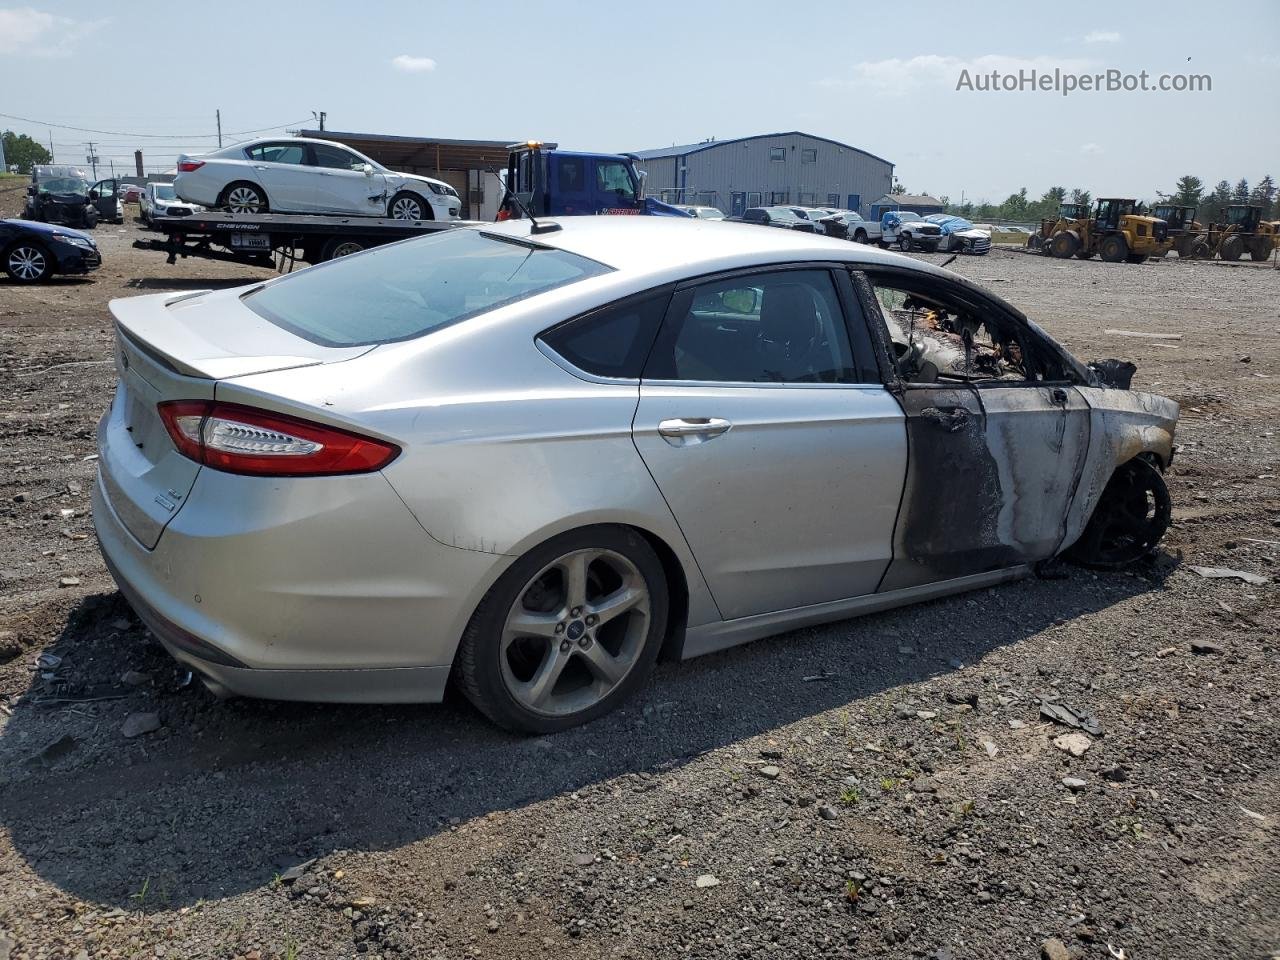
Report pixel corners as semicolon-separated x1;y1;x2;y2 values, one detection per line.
362;163;374;176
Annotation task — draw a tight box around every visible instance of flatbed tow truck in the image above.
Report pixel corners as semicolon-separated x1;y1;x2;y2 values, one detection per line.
135;211;474;269
135;139;684;270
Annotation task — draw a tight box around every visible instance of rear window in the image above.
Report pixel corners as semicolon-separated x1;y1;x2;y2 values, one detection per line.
243;229;613;347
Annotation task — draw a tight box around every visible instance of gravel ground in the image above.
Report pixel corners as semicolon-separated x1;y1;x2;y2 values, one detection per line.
1;179;1278;959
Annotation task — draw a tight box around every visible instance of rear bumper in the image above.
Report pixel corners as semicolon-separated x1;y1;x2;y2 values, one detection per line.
92;460;509;704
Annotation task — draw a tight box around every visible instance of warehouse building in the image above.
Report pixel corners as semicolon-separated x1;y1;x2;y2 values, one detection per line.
629;132;893;217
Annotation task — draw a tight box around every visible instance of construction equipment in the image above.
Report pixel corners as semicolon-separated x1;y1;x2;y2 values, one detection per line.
1027;202;1090;254
1151;204;1203;258
1197;204;1278;262
1048;198;1170;263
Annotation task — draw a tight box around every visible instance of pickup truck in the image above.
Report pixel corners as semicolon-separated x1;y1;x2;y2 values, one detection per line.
821;210;883;244
880;210;942;252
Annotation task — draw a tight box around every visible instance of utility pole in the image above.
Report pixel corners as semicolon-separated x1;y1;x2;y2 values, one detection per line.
216;109;222;148
313;110;326;132
85;141;99;178
48;131;54;161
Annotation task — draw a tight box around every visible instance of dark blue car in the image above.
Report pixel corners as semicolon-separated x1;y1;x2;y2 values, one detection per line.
1;218;101;283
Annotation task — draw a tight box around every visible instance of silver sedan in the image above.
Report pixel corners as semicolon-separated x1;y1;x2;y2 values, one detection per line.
93;218;1178;732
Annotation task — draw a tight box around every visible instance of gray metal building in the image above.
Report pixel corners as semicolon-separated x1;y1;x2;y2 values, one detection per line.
629;132;893;218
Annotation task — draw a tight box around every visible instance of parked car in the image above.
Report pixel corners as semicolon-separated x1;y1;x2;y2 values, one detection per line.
740;206;818;232
2;218;101;283
174;137;463;220
94;217;1177;733
673;204;725;220
140;182;202;226
823;211;882;244
880;210;942;251
24;168;125;228
121;183;146;204
925;215;992;254
787;207;842;235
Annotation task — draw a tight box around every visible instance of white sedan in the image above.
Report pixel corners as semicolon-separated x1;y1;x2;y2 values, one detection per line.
174;137;462;221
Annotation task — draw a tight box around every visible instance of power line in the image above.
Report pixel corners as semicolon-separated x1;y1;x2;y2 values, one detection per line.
0;111;312;139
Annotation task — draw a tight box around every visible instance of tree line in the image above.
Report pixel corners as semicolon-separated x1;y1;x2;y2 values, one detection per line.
1;131;53;175
932;175;1276;224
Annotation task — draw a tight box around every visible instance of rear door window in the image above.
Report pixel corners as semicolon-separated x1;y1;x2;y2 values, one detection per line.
244;230;613;347
247;142;306;165
644;270;859;384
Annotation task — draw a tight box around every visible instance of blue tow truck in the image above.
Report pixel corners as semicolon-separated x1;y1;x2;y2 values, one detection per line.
499;141;690;219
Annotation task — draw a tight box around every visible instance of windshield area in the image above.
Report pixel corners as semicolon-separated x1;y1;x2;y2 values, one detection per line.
244;229;614;347
154;184;177;200
41;178;89;195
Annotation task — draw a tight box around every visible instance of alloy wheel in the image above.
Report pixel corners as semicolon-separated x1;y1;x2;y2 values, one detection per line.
226;186;264;214
499;548;650;717
390;196;424;219
8;246;47;281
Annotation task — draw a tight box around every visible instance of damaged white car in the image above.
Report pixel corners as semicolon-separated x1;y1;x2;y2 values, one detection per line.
93;219;1176;732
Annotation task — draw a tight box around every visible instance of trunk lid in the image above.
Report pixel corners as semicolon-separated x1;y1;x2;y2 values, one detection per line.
100;289;371;548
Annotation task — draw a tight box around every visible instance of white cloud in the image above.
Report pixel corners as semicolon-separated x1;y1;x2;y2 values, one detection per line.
1080;142;1104;155
391;54;437;73
1084;30;1121;44
0;6;106;56
818;54;1097;96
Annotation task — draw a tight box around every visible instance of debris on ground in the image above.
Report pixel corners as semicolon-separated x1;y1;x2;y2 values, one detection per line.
1053;732;1093;757
1040;700;1105;736
120;712;161;738
1189;565;1270;586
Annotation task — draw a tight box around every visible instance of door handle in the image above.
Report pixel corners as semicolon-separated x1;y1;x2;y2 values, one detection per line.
920;405;972;432
657;417;732;445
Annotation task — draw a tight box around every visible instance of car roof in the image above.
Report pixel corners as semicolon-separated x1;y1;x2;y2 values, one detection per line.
477;216;940;282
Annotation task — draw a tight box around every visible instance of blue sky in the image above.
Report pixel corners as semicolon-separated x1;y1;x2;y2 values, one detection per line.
2;0;1277;202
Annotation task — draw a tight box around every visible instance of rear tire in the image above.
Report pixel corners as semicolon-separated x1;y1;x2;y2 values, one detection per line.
1099;235;1128;263
454;525;669;734
320;236;367;261
1248;239;1273;262
219;181;268;215
4;242;52;283
853;228;867;243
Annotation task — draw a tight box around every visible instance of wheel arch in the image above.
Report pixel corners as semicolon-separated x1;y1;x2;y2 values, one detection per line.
471;515;705;664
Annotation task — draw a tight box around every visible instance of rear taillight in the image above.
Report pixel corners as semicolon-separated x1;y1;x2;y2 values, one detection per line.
157;401;399;477
496;206;512;221
177;160;205;173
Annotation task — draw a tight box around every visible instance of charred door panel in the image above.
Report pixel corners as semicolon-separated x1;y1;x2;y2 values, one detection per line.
977;384;1091;560
880;385;1012;590
880;384;1089;592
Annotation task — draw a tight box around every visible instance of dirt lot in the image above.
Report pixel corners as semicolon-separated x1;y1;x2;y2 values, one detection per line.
1;180;1278;959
